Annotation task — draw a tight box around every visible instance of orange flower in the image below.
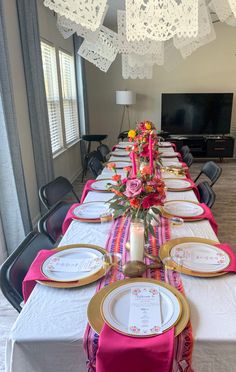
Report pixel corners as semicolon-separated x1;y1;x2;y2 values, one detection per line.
111;188;123;197
145;185;154;193
141;165;151;176
130;198;140;208
107;162;116;170
112;174;121;182
124;166;132;173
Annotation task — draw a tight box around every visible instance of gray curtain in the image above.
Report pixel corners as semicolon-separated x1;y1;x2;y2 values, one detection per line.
73;35;90;165
0;2;32;256
16;0;54;209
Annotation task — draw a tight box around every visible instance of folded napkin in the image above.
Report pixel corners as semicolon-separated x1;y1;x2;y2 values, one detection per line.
62;203;81;235
81;180;96;203
96;324;174;372
216;244;236;273
22;249;56;302
172;203;218;235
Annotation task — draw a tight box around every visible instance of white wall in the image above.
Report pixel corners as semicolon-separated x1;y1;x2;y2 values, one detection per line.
85;22;236;149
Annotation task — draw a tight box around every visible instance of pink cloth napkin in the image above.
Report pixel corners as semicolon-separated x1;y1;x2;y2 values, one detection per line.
96;324;175;372
62;203;81;235
172;203;218;235
216;244;236;273
22;249;57;302
81;180;96;203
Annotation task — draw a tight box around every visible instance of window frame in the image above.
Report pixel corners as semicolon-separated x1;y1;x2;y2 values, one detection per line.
40;39;80;159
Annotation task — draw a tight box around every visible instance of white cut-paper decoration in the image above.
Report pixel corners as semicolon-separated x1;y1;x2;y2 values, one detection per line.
163;41;184;72
78;26;118;72
117;10;164;61
125;0;199;42
127;53;164;67
209;0;232;22
179;11;216;59
122;55;153;79
228;0;236;17
57;6;108;41
44;0;108;32
174;0;211;50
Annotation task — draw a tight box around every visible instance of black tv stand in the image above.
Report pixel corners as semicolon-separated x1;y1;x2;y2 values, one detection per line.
167;134;234;159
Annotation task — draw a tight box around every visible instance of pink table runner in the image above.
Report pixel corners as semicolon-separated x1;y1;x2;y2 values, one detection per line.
83;217;194;372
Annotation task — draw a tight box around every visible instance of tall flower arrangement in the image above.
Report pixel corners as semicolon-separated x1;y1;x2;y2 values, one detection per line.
128;121;162;168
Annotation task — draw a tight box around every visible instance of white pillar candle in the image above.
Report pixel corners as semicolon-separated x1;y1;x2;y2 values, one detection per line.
130;220;145;262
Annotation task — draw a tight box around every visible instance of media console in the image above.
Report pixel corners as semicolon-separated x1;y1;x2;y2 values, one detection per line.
165;135;235;159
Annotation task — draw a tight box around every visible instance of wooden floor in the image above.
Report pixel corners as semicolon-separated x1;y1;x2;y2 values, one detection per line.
0;159;235;370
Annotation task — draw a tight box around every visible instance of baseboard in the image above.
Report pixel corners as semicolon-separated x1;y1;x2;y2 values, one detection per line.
70;167;83;183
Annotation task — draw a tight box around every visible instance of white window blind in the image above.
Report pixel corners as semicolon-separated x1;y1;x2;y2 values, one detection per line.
59;50;80;145
41;41;63;154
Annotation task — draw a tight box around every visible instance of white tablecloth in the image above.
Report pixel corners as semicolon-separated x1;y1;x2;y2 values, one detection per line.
6;145;236;372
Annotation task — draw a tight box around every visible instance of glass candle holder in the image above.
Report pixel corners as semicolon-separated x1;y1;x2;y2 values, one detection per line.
130;219;145;262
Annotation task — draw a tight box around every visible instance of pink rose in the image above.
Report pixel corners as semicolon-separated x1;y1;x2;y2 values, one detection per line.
124;179;142;198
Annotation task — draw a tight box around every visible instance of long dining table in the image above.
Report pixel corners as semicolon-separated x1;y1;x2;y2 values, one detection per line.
6;144;236;372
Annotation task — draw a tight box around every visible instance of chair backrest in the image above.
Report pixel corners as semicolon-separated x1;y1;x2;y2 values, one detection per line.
97;144;110;162
39;176;80;210
118;131;129;141
84;150;103;163
183;152;194;167
197;181;216;208
88;156;104;178
0;232;54;312
194;161;222;187
180;145;190;158
38;201;72;243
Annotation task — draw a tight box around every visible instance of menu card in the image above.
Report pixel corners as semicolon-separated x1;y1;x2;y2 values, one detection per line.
46;256;102;273
174;247;226;265
128;287;163;336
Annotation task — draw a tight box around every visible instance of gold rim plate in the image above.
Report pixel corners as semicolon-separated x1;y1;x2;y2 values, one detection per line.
37;244;107;288
89;179;115;193
87;278;190;337
163;178;193;192
161;200;205;221
159;237;229;277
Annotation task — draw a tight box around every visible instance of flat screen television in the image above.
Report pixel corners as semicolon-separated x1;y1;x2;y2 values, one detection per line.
161;93;233;135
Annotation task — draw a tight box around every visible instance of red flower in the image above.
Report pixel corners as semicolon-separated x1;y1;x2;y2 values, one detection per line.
112;174;121;182
130;198;140;209
142;193;164;209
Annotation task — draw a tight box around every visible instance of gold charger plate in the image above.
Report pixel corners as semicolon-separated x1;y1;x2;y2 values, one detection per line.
89;179;115;193
72;201;107;223
159;237;228;278
161;200;205;222
163;178;194;192
37;244;107;288
87;278;190;337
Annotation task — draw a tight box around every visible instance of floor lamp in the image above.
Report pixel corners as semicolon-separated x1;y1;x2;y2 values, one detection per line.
116;91;136;135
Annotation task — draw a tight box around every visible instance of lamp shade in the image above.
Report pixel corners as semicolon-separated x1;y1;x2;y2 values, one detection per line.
116;90;136;105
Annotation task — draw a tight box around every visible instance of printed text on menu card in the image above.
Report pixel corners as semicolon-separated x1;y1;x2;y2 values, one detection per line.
128;287;163;335
174;247;227;265
47;257;101;273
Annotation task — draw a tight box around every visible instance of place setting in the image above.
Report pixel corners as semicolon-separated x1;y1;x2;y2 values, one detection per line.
163;178;194;191
110;149;131;157
106;160;132;169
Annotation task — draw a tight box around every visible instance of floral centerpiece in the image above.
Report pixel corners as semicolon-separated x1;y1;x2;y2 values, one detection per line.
107;162;166;238
128;121;162;170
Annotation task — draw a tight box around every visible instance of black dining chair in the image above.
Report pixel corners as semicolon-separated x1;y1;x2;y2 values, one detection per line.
183;152;194;167
88;156;104;178
39;176;80;210
38;201;72;243
194;161;222;187
97;144;111;162
0;231;54;312
180;145;190;159
197;181;216;208
118;131;129;141
82;151;103;181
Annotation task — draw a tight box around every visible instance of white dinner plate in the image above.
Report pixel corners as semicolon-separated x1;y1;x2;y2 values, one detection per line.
161;152;179;158
72;202;110;220
163;201;204;217
117;142;134;149
159;142;172;148
164;178;192;190
42;247;104;282
161;171;185;179
90;179;116;191
107;161;132;169
171;242;230;273
110;151;130;157
101;281;181;336
162;160;181;167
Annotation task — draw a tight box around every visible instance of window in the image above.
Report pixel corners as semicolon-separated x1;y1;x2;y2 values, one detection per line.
40;41;80;155
59;50;79;145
